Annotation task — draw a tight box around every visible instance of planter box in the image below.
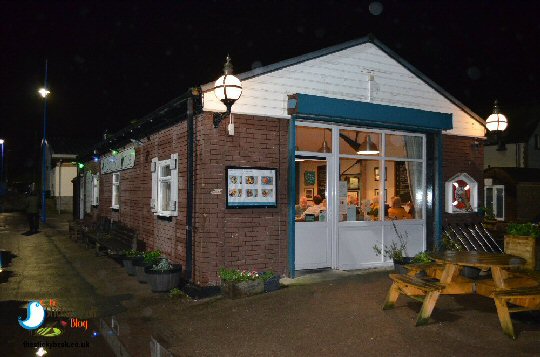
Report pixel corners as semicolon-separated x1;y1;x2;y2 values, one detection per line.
122;256;142;276
264;276;281;293
221;279;264;299
504;235;536;270
145;265;182;292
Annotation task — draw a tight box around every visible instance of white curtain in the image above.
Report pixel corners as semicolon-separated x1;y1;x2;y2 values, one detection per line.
404;136;423;219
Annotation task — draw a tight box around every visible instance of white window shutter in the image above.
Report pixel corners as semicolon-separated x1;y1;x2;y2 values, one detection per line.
170;153;179;215
93;175;100;206
151;157;158;212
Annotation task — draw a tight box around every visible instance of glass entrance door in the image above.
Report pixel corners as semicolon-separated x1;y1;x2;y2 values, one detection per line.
294;156;331;269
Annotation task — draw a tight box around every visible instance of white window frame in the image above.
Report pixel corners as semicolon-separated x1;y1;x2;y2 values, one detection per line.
484;185;505;221
112;173;120;209
151;153;178;217
92;174;100;206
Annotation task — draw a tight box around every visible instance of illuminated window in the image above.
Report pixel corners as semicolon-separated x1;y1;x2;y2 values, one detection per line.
112;173;120;209
151;153;179;216
485;185;504;220
92;175;99;206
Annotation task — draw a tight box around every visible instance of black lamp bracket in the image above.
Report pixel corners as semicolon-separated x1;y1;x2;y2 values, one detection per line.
213;111;230;128
213;100;234;128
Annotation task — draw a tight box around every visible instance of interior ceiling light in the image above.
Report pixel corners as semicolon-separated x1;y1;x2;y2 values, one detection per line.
357;135;379;155
318;129;330;153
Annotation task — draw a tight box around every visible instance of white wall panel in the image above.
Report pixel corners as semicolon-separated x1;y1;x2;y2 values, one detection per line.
203;43;483;137
338;224;384;270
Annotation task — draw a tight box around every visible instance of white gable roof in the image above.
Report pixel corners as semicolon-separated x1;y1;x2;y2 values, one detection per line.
202;37;485;137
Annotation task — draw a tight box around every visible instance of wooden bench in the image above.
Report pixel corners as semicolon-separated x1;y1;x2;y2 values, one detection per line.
82;217;111;248
68;221;83;242
493;286;540;339
383;273;445;326
96;221;145;256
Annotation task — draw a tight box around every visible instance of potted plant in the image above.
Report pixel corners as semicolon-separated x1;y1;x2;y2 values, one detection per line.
260;271;280;293
122;250;144;276
219;268;264;299
373;221;410;274
145;258;182;292
504;223;539;270
133;250;161;283
481;207;497;230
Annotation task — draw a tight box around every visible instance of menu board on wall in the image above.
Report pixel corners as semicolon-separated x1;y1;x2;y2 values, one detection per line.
317;165;327;199
226;167;278;208
395;162;411;204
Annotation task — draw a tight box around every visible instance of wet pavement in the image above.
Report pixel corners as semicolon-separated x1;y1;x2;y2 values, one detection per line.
0;213;117;356
1;211;539;356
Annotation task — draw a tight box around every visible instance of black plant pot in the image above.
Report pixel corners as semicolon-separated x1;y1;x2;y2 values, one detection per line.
461;266;481;279
123;256;143;276
133;259;152;283
264;276;280;293
393;257;413;275
145;265;182;292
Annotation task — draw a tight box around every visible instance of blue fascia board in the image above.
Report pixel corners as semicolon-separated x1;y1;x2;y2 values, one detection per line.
294;94;452;132
288;118;296;278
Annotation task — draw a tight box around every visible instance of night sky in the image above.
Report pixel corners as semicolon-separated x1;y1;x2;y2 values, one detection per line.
1;0;539;182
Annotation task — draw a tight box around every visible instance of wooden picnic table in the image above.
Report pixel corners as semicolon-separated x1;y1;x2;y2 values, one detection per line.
383;251;540;339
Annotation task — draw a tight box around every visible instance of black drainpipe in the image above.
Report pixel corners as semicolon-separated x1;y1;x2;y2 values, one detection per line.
185;90;197;281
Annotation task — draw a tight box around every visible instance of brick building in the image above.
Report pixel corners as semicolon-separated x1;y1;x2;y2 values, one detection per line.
76;36;485;286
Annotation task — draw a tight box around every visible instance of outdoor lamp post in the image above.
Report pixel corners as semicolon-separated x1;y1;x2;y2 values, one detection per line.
39;60;50;223
0;139;4;183
212;55;242;128
485;100;508;151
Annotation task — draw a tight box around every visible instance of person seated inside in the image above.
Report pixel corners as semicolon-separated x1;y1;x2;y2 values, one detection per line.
295;196;309;217
404;201;415;219
298;195;324;221
388;196;411;220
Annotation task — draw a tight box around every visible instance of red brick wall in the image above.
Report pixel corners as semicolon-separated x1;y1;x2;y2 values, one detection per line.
442;134;484;226
96;112;289;286
98;123;188;267
192;113;289;286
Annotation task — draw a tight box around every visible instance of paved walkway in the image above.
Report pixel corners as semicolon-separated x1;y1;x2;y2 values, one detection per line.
1;212;539;356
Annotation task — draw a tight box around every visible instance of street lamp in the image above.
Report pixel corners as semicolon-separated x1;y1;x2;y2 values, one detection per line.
485;100;508;151
0;139;4;183
39;60;50;223
212;55;242;128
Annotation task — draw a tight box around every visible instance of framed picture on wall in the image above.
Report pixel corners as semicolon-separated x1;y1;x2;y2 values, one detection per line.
347;191;358;205
374;189;388;202
348;177;359;190
304;171;316;186
374;167;387;181
304;188;314;200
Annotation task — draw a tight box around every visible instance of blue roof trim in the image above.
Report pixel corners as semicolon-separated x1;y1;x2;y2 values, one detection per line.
294;94;452;132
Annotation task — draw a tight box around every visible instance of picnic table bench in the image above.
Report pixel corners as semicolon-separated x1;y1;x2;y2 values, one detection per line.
96;221;145;256
384;273;445;325
383;251;540;338
494;286;540;339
